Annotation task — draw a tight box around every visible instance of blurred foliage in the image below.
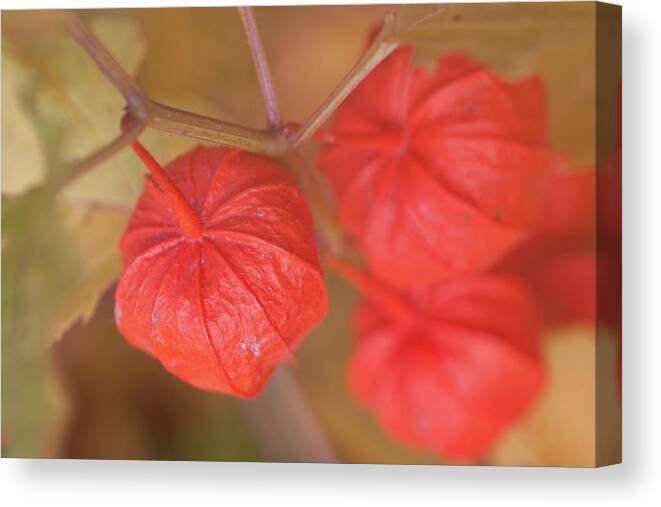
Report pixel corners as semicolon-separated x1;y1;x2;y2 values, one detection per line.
2;188;77;456
1;13;141;456
2;56;46;194
1;4;614;465
51;203;127;340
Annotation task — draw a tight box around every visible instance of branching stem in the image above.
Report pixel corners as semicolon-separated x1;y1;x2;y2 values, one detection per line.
61;10;286;164
61;8;414;185
286;12;400;148
63;11;150;119
147;102;286;156
238;6;281;128
56;118;145;190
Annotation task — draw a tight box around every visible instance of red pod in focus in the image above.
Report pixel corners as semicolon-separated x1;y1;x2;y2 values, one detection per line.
319;48;550;288
115;143;328;398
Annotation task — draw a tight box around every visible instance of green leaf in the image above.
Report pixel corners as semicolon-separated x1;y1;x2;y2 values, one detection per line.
1;12;150;456
1;189;78;457
5;12;185;331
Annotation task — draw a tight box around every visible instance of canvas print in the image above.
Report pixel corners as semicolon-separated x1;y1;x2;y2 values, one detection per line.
1;2;621;466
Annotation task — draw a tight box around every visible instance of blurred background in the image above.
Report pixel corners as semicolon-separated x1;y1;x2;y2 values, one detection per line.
2;4;620;465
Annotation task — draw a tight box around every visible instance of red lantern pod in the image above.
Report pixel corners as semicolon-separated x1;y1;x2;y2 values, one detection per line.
496;156;599;327
329;258;545;461
115;142;328;398
318;48;551;288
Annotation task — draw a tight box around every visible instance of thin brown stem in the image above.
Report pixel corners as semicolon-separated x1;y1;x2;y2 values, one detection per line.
62;10;288;174
238;6;281;129
148;102;287;157
61;6;438;184
62;11;150;119
287;12;400;148
56;119;145;190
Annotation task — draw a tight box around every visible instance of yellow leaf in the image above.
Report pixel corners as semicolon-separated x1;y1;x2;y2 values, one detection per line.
1;54;47;194
51;202;129;340
35;14;148;206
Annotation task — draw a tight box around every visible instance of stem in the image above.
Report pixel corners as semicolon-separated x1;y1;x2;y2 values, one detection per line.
237;365;336;463
287;12;400;148
239;6;281;129
62;11;150;119
327;256;418;327
61;6;436;184
126;133;203;239
56;118;145;190
148;102;286;157
62;11;287;164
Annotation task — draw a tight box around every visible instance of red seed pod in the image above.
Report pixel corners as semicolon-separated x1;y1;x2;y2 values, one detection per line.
115;143;328;398
330;258;545;461
497;156;598;327
318;48;550;288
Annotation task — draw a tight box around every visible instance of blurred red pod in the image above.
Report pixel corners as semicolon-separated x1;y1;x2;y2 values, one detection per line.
115;141;328;398
599;81;622;249
497;156;600;327
318;48;551;288
330;258;545;461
